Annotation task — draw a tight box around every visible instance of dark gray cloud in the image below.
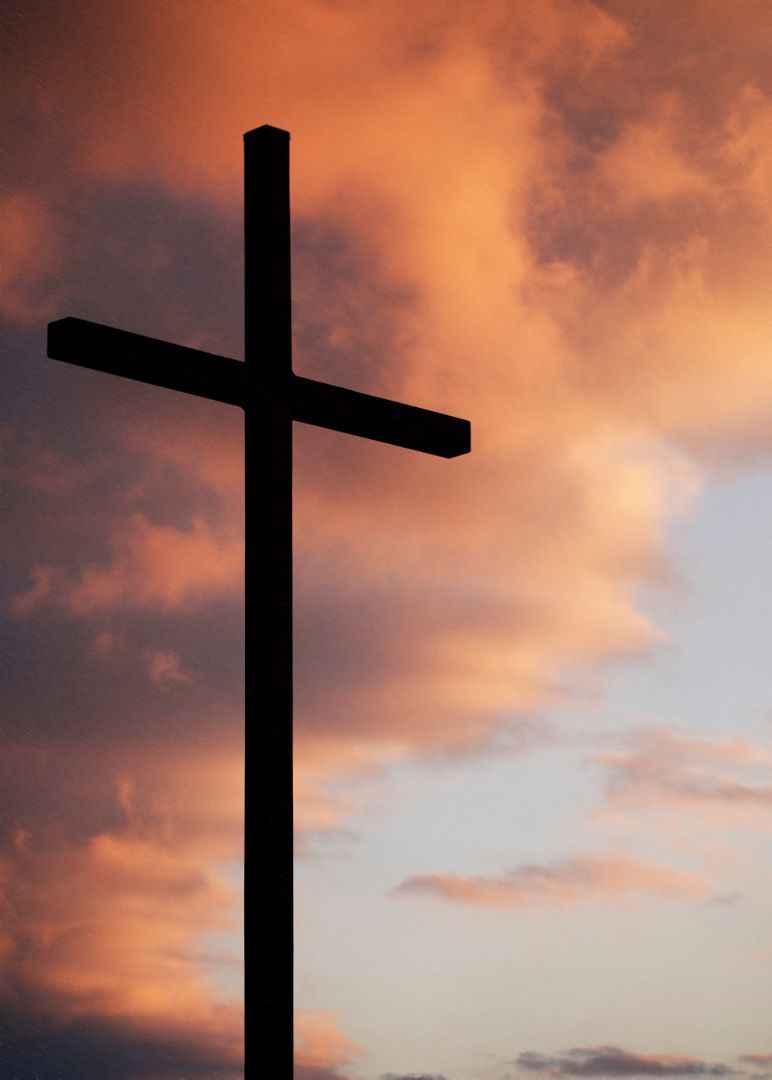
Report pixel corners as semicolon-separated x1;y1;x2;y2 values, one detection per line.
517;1048;737;1078
295;1069;352;1080
0;1009;242;1079
380;1074;449;1080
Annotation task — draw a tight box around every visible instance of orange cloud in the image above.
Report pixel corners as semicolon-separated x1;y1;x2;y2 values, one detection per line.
597;94;718;207
11;512;242;615
294;1009;362;1078
0;743;244;1069
393;852;706;907
145;649;194;687
1;812;241;1066
0;193;61;322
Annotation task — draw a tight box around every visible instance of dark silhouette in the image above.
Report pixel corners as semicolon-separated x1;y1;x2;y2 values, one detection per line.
47;125;471;1077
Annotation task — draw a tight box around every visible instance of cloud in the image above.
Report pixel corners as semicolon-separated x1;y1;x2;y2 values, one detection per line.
380;1075;449;1080
0;741;244;1074
8;563;56;617
294;1010;361;1080
593;729;772;826
393;852;706;907
516;1047;736;1078
10;512;243;615
596;94;718;207
0;193;62;322
0;1010;243;1080
145;649;194;687
295;1070;353;1080
1;796;241;1014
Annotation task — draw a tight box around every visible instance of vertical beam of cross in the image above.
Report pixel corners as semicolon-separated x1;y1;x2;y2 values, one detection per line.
244;126;294;1072
46;124;471;1077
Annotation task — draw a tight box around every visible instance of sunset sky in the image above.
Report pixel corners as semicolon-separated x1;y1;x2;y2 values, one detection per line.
3;2;772;1078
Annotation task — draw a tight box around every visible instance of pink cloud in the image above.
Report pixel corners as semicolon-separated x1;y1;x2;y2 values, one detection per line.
294;1009;361;1080
10;512;243;615
393;852;706;907
2;813;241;1063
0;741;245;1068
594;729;772;825
145;649;194;688
0;193;62;322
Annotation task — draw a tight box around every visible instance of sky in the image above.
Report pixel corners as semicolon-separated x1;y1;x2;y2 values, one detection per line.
2;1;772;1078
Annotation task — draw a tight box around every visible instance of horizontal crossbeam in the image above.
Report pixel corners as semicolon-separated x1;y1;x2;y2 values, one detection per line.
47;318;246;407
48;317;471;457
292;374;470;457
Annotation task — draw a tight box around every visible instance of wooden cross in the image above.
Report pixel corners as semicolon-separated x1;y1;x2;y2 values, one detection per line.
47;125;471;1076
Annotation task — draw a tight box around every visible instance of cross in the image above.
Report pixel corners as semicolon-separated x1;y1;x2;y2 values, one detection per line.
47;125;471;1076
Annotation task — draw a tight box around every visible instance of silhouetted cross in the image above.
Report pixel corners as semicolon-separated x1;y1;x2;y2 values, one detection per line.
47;125;471;1077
